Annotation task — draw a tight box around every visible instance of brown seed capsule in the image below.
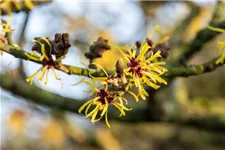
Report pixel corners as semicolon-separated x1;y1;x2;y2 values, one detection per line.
144;37;170;59
85;37;111;64
52;33;71;58
152;42;170;59
146;38;154;47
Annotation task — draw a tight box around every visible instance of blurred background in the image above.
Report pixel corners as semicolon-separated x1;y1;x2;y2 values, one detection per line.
1;1;225;150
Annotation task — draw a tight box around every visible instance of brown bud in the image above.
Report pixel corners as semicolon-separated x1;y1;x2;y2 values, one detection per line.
52;33;71;57
85;37;111;63
152;42;170;59
146;38;154;47
135;41;141;49
115;60;124;75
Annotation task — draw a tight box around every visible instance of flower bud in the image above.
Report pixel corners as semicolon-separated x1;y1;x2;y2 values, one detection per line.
115;60;124;75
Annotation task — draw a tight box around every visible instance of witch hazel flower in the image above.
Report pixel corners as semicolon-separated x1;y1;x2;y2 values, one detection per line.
208;26;225;64
78;80;132;128
25;37;64;87
114;26;168;100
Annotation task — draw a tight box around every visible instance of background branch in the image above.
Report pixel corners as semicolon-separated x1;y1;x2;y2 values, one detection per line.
17;12;31;80
169;2;200;46
1;73;225;131
0;74;84;113
169;21;225;66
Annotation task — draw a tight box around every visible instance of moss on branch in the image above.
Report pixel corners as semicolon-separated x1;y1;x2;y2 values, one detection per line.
1;42;224;79
164;57;224;77
0;42;113;77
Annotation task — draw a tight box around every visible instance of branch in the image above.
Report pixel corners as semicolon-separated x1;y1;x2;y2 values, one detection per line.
169;2;200;46
17;12;31;80
211;1;225;24
144;56;225;121
0;74;84;112
0;73;144;122
0;42;112;77
1;73;225;131
164;57;224;77
1;41;224;79
18;12;30;46
170;21;225;65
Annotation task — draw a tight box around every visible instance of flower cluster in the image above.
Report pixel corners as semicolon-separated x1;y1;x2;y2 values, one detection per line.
208;26;225;64
0;0;34;15
25;34;71;87
0;0;34;54
25;38;61;86
79;80;132;128
79;25;168;127
0;19;14;55
0;18;15;35
115;43;167;100
0;0;34;33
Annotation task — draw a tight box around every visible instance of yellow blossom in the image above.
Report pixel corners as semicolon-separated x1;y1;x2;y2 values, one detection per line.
0;0;34;15
7;110;26;133
0;0;22;15
146;24;169;48
41;120;66;145
115;42;167;100
0;16;15;35
208;26;225;64
78;81;132;128
112;25;168;100
88;62;139;102
25;38;64;87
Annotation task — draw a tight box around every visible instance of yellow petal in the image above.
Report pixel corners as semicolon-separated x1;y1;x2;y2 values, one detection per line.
24;0;34;9
78;100;93;113
105;111;111;128
208;25;225;33
128;91;139;102
100;98;108;116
